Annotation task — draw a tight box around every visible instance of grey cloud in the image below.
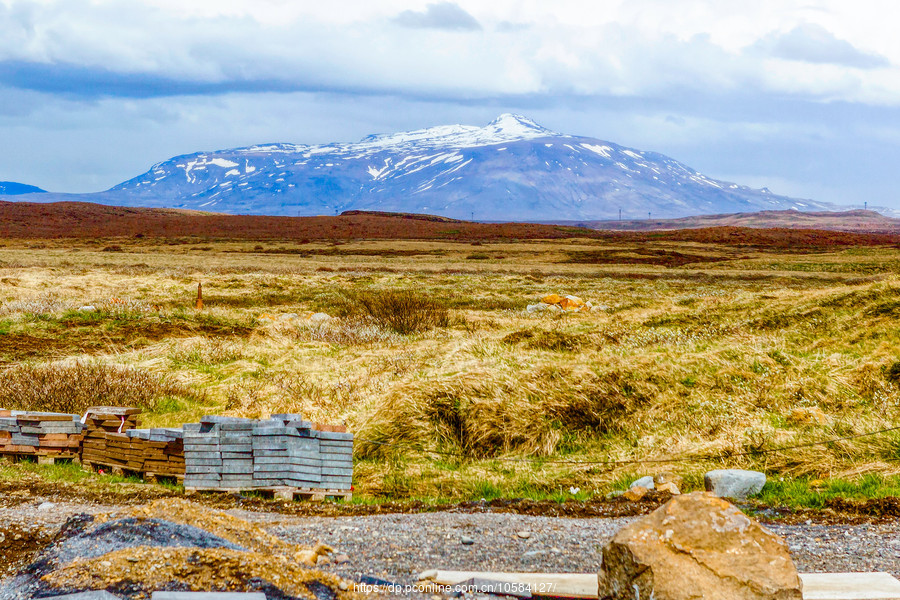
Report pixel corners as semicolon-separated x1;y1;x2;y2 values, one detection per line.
393;2;481;31
0;60;316;98
754;23;889;69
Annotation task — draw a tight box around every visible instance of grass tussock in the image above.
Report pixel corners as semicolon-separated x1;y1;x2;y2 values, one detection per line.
356;367;651;459
169;338;246;368
0;361;205;414
290;318;402;346
348;289;451;334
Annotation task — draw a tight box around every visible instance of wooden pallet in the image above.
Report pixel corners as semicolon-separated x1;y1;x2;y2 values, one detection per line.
184;485;352;502
1;451;80;465
82;460;183;483
142;472;185;483
82;460;127;476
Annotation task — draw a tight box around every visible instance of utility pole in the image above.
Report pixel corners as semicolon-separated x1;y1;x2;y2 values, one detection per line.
618;208;622;221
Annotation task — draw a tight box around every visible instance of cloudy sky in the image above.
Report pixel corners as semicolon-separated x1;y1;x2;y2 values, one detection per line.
1;0;898;208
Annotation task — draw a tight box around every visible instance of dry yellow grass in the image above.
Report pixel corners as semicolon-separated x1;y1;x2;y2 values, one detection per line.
1;237;899;498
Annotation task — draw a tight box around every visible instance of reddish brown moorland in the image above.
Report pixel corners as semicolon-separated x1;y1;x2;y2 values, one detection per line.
3;201;900;249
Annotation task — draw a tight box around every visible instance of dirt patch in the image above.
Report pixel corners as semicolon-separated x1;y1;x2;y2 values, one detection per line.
108;499;302;555
42;546;350;600
0;524;53;580
8;499;352;600
0;476;179;508
0;320;254;363
2;474;899;525
564;248;733;267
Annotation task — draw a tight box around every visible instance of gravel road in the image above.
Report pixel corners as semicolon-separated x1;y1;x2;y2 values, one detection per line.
260;510;900;590
2;499;900;597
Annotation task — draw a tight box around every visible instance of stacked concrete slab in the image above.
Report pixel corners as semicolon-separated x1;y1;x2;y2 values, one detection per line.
183;416;251;489
252;414;321;488
183;413;353;495
0;410;84;461
318;430;354;491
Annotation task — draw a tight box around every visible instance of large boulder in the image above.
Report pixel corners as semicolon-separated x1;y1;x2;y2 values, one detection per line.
705;469;767;500
598;492;802;600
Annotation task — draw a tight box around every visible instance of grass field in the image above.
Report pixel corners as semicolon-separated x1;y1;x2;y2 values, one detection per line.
2;232;900;503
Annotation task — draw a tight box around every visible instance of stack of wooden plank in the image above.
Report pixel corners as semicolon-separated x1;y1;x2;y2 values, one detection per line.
126;428;185;479
0;409;84;462
80;406;142;471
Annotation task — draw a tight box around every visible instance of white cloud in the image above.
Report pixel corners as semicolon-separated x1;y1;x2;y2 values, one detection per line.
0;0;898;104
1;0;900;209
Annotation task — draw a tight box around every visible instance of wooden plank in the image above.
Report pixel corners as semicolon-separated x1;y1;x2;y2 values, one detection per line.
419;571;900;600
419;571;597;599
800;573;900;600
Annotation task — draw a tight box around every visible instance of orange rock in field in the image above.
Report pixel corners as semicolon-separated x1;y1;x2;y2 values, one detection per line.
559;296;585;310
542;294;563;305
624;486;649;501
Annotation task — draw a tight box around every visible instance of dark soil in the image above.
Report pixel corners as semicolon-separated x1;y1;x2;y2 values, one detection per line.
2;477;898;525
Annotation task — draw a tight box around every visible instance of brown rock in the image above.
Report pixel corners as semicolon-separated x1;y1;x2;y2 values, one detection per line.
654;472;683;489
542;294;563;305
656;481;681;495
598;492;802;600
788;406;832;426
623;486;648;501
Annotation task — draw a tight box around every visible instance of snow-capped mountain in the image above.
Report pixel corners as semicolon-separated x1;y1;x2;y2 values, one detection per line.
15;115;835;220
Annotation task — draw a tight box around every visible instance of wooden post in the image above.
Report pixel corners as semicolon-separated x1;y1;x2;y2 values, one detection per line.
196;282;203;310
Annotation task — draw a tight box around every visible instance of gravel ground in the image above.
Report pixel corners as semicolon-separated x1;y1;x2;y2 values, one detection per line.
258;509;900;591
2;500;900;597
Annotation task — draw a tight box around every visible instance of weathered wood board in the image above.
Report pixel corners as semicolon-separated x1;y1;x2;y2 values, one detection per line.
420;570;900;600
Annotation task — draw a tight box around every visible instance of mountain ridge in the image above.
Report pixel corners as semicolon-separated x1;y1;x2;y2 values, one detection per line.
7;114;841;220
0;181;46;195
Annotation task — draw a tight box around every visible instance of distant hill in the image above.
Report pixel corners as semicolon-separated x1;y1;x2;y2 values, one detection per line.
564;209;900;234
0;181;46;195
1;201;897;251
6;114;839;221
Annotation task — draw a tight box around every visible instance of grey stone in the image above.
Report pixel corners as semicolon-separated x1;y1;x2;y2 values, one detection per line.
704;469;767;500
630;475;655;490
317;431;353;441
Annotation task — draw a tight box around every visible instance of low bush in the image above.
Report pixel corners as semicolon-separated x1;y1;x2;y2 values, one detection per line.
351;289;450;334
0;361;204;414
